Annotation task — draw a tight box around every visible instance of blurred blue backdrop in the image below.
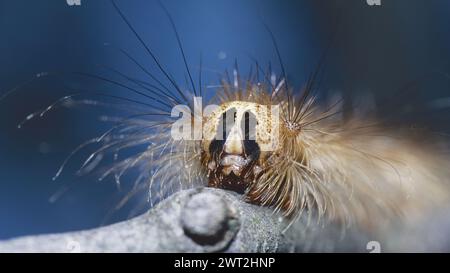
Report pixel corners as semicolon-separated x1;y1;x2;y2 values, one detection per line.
0;0;449;239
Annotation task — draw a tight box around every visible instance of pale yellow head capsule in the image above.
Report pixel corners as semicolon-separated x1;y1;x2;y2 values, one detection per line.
200;101;281;192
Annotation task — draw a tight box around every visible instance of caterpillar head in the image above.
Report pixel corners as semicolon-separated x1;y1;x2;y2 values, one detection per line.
201;101;282;194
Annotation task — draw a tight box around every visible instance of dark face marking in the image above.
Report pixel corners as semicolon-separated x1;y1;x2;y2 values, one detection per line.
206;109;261;193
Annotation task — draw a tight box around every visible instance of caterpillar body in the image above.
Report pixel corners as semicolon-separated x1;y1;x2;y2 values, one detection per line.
3;0;450;248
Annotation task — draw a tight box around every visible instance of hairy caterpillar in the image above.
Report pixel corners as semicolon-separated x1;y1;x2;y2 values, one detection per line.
2;0;450;244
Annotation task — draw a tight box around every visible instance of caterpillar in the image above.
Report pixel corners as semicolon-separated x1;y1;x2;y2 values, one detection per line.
3;0;450;245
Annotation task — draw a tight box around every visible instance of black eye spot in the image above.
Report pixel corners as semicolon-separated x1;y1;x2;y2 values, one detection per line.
218;108;236;140
241;111;260;159
244;139;260;160
209;139;224;160
241;111;257;141
221;112;226;140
